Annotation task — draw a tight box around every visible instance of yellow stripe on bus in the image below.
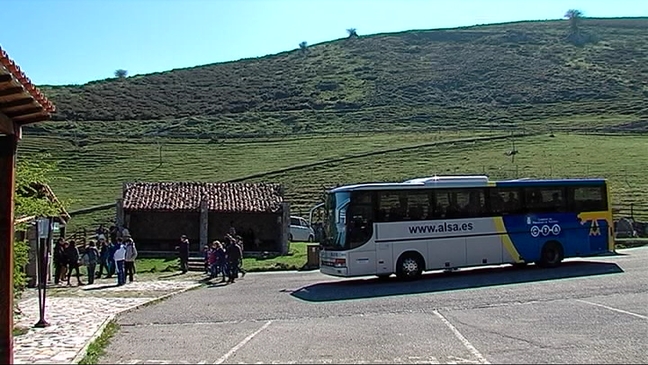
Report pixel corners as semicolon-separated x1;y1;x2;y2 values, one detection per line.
606;182;615;252
493;216;523;263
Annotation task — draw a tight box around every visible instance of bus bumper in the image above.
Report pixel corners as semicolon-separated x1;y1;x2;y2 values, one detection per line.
320;265;349;277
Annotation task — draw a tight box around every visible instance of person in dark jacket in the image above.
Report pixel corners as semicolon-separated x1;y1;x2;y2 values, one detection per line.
107;238;120;278
97;238;109;279
84;241;100;285
225;238;242;283
65;240;84;286
53;238;67;285
177;235;190;274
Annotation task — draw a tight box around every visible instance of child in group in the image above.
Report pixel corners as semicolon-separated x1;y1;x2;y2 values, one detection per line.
215;241;227;282
202;244;210;275
208;242;218;279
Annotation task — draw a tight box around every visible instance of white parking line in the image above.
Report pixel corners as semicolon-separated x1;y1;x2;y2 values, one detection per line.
213;320;274;364
433;311;490;365
576;299;647;320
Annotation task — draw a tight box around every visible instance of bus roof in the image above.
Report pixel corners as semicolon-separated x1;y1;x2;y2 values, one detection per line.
328;175;607;193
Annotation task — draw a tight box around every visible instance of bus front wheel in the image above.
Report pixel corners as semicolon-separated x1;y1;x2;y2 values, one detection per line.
396;252;424;281
538;241;564;268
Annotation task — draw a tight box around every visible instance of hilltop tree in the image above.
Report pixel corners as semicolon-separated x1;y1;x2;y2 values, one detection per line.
564;9;583;33
564;9;595;46
299;41;308;54
114;69;128;78
346;28;358;38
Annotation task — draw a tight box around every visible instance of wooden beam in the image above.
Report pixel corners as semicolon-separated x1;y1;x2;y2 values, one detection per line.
0;87;23;97
0;97;34;109
0;112;17;135
11;113;50;125
4;106;43;119
280;202;290;255
0;74;13;83
0;134;17;364
199;200;208;252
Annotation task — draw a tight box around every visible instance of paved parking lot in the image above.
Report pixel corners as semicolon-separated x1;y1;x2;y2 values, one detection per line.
101;247;648;364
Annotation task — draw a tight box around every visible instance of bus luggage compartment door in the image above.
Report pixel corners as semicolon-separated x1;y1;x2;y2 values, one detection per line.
376;242;393;274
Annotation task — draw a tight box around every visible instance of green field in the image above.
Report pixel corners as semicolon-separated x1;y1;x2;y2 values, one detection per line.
16;129;648;232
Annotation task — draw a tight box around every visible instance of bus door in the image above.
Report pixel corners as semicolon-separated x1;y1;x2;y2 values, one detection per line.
586;217;609;253
376;239;393;274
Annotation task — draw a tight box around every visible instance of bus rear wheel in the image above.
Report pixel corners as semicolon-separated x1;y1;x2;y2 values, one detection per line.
538;240;564;268
396;253;424;281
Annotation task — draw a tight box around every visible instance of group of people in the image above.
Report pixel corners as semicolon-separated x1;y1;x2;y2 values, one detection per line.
204;234;246;283
177;231;246;284
53;226;138;287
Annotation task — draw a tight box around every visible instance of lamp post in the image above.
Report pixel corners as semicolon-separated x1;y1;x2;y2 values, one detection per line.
33;217;52;328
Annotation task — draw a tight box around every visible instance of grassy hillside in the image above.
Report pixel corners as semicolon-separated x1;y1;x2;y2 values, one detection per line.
15;17;648;232
29;17;648;139
18;131;648;232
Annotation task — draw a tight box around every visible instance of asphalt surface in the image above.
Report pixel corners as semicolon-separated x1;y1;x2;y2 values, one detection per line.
101;247;648;364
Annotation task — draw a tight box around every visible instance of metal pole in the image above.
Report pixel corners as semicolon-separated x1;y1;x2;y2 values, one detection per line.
0;134;18;364
34;218;51;328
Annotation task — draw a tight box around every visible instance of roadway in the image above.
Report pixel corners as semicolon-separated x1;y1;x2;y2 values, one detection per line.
100;247;648;364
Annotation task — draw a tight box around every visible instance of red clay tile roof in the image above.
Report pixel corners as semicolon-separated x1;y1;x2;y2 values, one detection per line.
123;182;284;213
0;45;55;128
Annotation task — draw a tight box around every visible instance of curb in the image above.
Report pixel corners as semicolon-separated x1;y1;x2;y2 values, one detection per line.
71;283;202;364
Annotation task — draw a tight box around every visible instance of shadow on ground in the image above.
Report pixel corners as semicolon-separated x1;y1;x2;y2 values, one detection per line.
290;261;624;302
158;272;188;279
81;283;121;291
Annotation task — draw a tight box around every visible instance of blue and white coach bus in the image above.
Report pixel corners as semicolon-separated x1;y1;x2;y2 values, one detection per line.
318;175;614;280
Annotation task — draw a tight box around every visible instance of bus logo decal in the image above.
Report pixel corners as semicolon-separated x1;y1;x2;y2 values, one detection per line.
530;224;561;237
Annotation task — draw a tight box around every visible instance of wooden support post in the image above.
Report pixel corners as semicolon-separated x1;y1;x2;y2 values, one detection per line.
115;198;124;228
0;133;18;364
199;200;208;252
280;202;290;255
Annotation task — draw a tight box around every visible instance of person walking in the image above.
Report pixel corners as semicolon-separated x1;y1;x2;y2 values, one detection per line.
113;240;127;286
124;238;138;283
235;236;246;278
84;241;100;285
177;235;190;274
225;238;242;284
65;240;84;286
53;238;67;285
107;238;120;278
97;238;109;279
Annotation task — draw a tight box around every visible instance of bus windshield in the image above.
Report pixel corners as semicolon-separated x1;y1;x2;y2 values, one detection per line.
322;191;350;250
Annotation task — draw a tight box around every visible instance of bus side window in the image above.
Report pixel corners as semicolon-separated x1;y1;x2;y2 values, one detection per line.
524;187;566;213
463;189;486;217
348;192;375;248
378;192;402;222
570;185;607;212
434;191;450;219
489;188;522;215
406;190;429;221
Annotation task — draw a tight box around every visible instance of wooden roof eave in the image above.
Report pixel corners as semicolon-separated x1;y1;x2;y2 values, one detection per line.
0;46;56;134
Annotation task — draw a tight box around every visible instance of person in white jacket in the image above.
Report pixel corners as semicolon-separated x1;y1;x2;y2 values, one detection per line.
113;242;126;286
124;238;138;283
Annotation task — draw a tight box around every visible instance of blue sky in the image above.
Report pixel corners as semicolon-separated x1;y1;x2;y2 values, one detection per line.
1;0;646;85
